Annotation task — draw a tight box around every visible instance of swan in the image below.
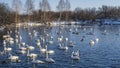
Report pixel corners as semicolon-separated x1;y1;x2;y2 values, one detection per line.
28;46;35;50
45;58;55;63
8;54;20;62
48;50;54;55
71;50;80;60
48;41;54;44
58;43;68;50
69;41;75;47
89;40;95;46
40;48;46;53
16;50;26;54
28;53;37;59
36;41;46;53
9;40;14;45
95;38;99;43
45;46;55;63
32;60;44;64
5;47;12;52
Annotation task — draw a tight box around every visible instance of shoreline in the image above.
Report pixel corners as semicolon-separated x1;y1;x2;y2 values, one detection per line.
1;19;120;29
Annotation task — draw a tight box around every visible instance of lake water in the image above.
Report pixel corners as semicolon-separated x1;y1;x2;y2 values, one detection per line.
0;24;120;68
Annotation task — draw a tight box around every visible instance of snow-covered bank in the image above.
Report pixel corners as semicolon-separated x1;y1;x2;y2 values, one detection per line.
48;21;97;26
2;19;120;29
16;22;43;27
96;19;120;25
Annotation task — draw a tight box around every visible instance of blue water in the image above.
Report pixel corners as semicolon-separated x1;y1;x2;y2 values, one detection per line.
0;25;120;68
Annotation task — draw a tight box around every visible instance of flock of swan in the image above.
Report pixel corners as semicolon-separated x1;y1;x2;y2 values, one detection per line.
0;23;100;66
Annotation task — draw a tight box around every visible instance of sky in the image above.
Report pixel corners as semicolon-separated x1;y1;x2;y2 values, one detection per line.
0;0;120;11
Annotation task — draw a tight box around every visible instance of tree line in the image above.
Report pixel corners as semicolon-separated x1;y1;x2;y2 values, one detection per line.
0;0;120;25
0;3;15;26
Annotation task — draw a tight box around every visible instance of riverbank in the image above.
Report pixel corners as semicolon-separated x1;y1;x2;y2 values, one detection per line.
1;19;120;30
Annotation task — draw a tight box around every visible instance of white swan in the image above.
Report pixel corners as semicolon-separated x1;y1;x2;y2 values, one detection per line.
71;50;80;60
48;50;54;55
89;40;95;46
8;54;20;62
45;46;55;63
5;47;12;52
69;41;75;47
28;46;35;50
45;58;55;63
32;60;44;64
95;38;99;43
36;41;46;53
58;43;68;50
28;53;37;59
16;50;26;54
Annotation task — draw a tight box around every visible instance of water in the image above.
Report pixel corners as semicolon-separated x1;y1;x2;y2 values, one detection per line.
0;24;120;68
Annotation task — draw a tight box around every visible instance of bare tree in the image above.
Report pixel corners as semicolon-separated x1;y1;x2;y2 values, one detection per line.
65;0;71;21
0;3;12;25
39;2;42;21
25;0;34;22
41;0;51;11
65;0;70;11
57;0;65;21
57;0;65;12
39;2;42;10
41;0;51;23
12;0;22;23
